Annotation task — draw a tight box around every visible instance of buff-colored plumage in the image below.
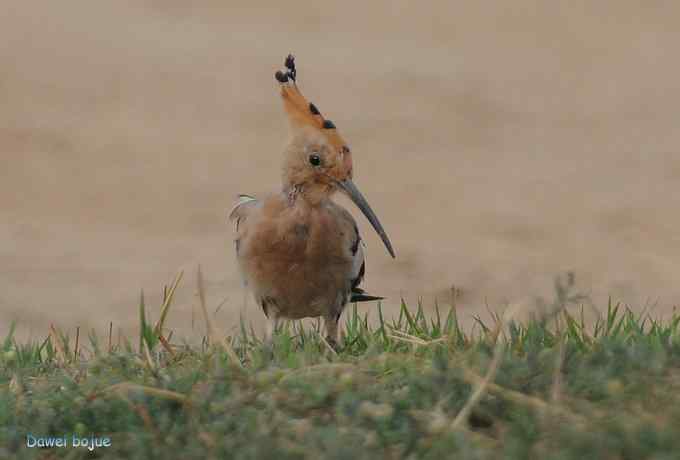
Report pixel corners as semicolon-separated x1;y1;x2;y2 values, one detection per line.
229;55;394;348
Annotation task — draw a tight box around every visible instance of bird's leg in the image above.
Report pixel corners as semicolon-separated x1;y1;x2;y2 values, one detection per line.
323;315;341;352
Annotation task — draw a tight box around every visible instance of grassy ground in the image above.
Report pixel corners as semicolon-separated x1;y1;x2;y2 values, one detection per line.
2;273;680;459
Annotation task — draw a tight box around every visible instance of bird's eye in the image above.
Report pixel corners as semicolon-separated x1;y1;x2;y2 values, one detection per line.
309;154;321;166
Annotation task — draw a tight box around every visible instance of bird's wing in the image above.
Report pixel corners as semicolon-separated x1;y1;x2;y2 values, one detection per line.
228;194;259;256
349;227;365;290
228;194;258;231
345;214;384;303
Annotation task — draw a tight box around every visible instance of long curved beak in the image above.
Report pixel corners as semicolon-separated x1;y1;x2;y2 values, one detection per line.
337;179;396;258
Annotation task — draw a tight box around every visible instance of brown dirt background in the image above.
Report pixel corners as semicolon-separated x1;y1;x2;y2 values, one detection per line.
2;1;679;340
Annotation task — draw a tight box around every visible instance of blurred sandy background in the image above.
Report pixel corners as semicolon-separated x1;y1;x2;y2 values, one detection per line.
2;1;679;340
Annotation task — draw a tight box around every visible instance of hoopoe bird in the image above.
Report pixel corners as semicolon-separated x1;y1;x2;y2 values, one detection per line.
229;55;395;349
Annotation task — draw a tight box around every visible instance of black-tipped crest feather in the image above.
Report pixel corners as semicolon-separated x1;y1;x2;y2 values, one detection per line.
284;54;296;81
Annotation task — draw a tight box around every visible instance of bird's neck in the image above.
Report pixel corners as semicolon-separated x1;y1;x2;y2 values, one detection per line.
283;183;332;207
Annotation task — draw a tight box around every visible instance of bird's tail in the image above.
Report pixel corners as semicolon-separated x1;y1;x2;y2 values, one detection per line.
350;288;384;303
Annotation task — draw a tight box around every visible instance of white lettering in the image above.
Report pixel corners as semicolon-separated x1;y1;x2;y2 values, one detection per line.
26;433;110;449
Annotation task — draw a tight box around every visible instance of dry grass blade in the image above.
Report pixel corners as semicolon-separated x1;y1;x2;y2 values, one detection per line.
197;264;216;345
197;265;242;367
551;333;566;405
451;327;504;430
108;321;113;354
387;333;427;346
99;382;188;403
157;333;175;357
49;324;68;365
74;326;80;361
222;337;243;368
388;329;447;346
460;365;586;426
142;340;158;374
450;301;588;429
319;333;338;356
9;373;24;396
451;302;526;431
154;270;184;335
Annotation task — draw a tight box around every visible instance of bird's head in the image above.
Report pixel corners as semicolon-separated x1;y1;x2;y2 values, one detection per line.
275;55;394;258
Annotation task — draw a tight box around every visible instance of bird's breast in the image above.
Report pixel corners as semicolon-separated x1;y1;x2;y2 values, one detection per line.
236;198;354;318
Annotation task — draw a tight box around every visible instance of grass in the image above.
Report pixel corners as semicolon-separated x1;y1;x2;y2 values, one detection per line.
2;272;680;459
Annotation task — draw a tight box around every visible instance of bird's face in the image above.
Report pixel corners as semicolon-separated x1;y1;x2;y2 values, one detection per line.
283;126;353;197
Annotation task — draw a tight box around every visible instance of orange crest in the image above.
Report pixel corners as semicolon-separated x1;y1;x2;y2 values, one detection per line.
275;55;348;154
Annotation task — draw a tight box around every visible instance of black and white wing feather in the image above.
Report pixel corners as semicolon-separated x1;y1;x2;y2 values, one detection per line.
228;194;258;254
348;223;384;303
